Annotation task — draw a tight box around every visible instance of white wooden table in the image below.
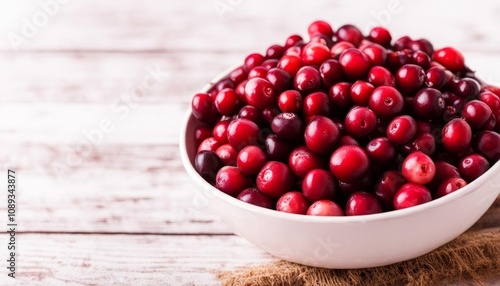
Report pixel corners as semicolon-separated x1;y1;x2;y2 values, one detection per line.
0;1;499;285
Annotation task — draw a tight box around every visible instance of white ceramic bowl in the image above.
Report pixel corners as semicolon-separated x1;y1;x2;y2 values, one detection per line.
179;68;500;269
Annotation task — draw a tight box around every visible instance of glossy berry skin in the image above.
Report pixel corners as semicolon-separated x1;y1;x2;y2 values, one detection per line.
345;192;383;216
302;92;331;118
336;24;363;46
304;116;340;155
212;120;230;144
368;27;392;47
362;44;387;66
277;55;304;77
307;200;344;216
301;42;331;66
288;146;324;178
194;126;212;146
393;183;432;210
265;44;285;59
308;20;334;37
192;93;218;124
266;68;292;93
244;78;276;110
393;36;412;51
331;41;356;58
473;131;500;162
248;66;268;79
238;105;263;125
215;144;238;166
461;100;493;129
453;78;480;98
294;66;321;92
276;192;310;215
396;64;425;94
215;88;240;116
278;90;302;113
285;34;304;48
302;169;337;202
412;51;431;68
368;66;395;87
409;132;436;156
194;150;223;183
329;82;353;109
350;81;374;106
458;153;490;182
227;118;260;150
237;146;267;175
257;161;295;199
339;49;370;80
197;137;222;153
369;86;404;120
401;151;436;185
433;47;465;72
366;137;397;166
244;53;265;72
386;115;417;144
319;59;343;87
229;66;247;84
271;113;303;141
329;145;370;183
215;166;252;197
479;92;500;112
442;119;472;154
374;171;406;209
413;88;445;120
237;188;273;209
265;134;293;162
345;107;378;138
436;177;467;198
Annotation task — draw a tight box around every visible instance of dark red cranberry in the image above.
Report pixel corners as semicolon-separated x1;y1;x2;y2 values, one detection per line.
192;93;218;124
266;44;285;59
369;86;404;119
257;161;295;199
345;192;383;216
235;80;248;101
319;59;343;87
337;172;373;197
329;145;369;183
244;53;265;72
350;81;374;106
442;118;472;154
212;120;231;144
302;92;331;118
229;66;247;84
436;177;467;198
271;113;303;141
288;146;324;178
413;88;445;120
308;20;334;37
394;36;412;51
401;151;436;185
479;91;500;112
433;47;465;72
237;188;273;209
194;126;212;146
244;78;276;110
361;44;387;66
393;183;432;210
326;82;351;109
227;118;260;150
215;78;235;92
302;169;337;202
396;64;425;94
276;191;309;215
374;170;406;209
453;78;480;98
238;105;263;125
265;134;293;162
215;88;240;116
194;150;223;183
484;114;497;131
215;144;238;166
336;24;363;46
409;39;434;56
216;166;252;197
305;116;340;155
428;161;461;190
261;107;280;125
411;132;436;156
310;34;334;48
339;48;370;80
278;90;302;113
345;106;378;138
262;59;279;70
330;41;355;58
459;153;490;182
368;27;392;47
248;66;268;79
425;67;447;89
386;115;417;144
237;145;267;175
473;131;500;162
266;68;292;93
461;100;492;129
285;34;304;48
294;66;321;92
366;137;397;166
412;51;431;68
277;55;303;77
339;135;360;146
368;66;395;87
301;42;331;66
197;137;222;153
307;200;344;216
386;50;413;71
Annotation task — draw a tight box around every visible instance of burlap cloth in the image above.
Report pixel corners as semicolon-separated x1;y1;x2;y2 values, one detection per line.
217;197;500;286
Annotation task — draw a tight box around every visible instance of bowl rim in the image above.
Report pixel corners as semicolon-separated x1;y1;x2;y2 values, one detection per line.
179;66;500;224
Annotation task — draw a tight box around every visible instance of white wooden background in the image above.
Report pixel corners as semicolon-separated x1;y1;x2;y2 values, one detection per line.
0;0;499;285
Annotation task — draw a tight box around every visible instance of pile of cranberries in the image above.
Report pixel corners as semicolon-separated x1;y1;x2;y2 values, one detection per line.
190;21;500;216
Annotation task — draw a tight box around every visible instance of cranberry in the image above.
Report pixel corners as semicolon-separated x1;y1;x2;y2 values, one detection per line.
216;166;252;197
266;68;292;93
459;153;490;182
401;151;436;185
302;92;331;118
433;47;465;72
473;131;500;162
211;120;230;144
366;137;397;166
307;200;344;216
265;134;293;162
396;64;425;94
345;192;383;216
194;150;223;183
235;80;248;101
265;44;285;59
369;86;404;119
436;177;467;198
413;88;445;120
192;93;218;124
453;78;480;98
319;59;343;87
339;49;370;80
350;81;374;106
278;90;302;113
330;41;355;58
308;20;334;37
461;100;493;129
301;42;331;66
276;191;309;215
304;116;340;154
197;137;222;153
285;34;304;48
442;118;472;154
277;55;303;77
362;44;387;66
215;78;235;92
229;66;247;84
386;50;413;71
337;172;373;198
243;53;265;72
394;36;412;50
248;66;268;79
302;169;337;202
345;106;378;138
237;188;273;209
409;39;434;56
294;66;321;92
261;107;280;125
336;24;363;46
411;132;436;156
393;183;432;210
368;66;395;87
194;126;212;146
387;115;417;144
339;135;360;146
262;59;278;70
238;105;263;125
374;170;406;209
329;145;369;183
214;88;240;116
215;144;238;166
271;113;303;141
425;67;447;89
368;27;392;47
256;161;295;199
227;118;260;150
237;145;267;175
327;82;352;109
479;91;500;111
412;51;431;68
244;78;276;110
288;146;324;178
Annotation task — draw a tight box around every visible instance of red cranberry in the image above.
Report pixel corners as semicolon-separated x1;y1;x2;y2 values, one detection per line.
271;113;303;141
330;41;355;58
288;146;324;178
308;20;334;37
301;42;331;66
329;145;369;183
307;200;344;216
227;118;260;150
411;132;436;156
229;66;247;84
366;137;397;166
409;39;434;56
413;88;445;120
248;66;268;79
453;78;480;98
262;59;278;70
401;151;436;185
266;44;285;59
285;34;304;48
194;150;223;183
256;161;294;199
428;161;461;190
345;106;378;138
412;51;431;68
215;78;235;92
336;24;363;46
362;44;387;66
442;118;472;154
319;59;343;87
265;134;293;162
277;55;303;77
327;82;352;109
339;48;370;80
394;36;412;50
194;126;212;146
215;144;238;166
212;120;230;144
345;192;383;216
425;66;447;89
216;166;252;197
284;46;302;57
302;169;337;202
266;68;292;93
396;64;425;94
305;116;340;154
237;145;267;175
244;53;265;72
386;115;417;144
433;47;465;72
461;100;492;129
386;50;413;71
374;170;406;209
235;80;248;101
393;183;432;210
339;135;360;146
479;91;500;111
238;105;263;125
215;88;240;116
473;131;500;162
302;92;331;118
350;81;374;106
369;86;404;119
261;107;280;125
192;93;218;124
276;191;309;215
459;153;490;182
244;78;276;110
368;66;395;87
436;177;467;198
294;66;321;92
368;27;392;47
197;137;222;153
237;188;273;209
278;90;302;113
